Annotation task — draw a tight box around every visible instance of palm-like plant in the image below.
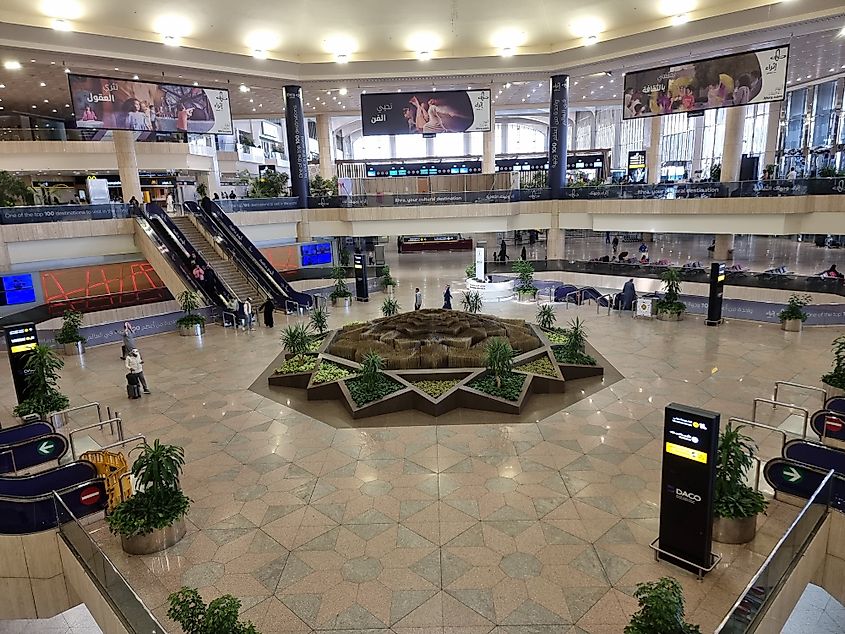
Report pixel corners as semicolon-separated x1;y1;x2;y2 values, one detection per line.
714;423;768;519
309;306;329;335
177;290;205;327
536;304;556;330
330;266;351;300
823;335;845;389
564;317;587;353
485;338;514;388
281;323;312;358
461;291;483;314
381;265;397;289
12;344;69;418
512;259;537;296
360;351;385;388
55;309;86;345
656;267;685;315
382;297;400;317
132;440;186;496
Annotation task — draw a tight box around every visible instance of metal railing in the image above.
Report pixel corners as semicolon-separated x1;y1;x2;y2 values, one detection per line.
53;493;166;633
715;470;835;634
728;417;789;490
563;290;582;307
752;399;810;438
773;381;827;411
68;419;125;460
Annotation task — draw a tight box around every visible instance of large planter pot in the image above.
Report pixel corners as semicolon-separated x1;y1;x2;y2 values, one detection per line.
713;515;757;544
48;411;68;429
120;518;187;555
331;296;352;308
823;382;845;398
61;341;85;356
657;311;684;321
781;318;803;332
178;323;205;337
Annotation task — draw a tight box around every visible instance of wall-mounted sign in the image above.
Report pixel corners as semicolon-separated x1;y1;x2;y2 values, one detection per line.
361;90;491;136
659;403;720;574
68;74;233;134
627;151;647;184
623;45;789;119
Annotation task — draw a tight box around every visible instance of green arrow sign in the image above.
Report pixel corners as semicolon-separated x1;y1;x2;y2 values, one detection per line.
37;440;55;456
783;466;802;483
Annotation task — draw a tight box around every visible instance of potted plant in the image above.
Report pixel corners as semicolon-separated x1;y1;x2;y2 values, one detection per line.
196;182;208;199
55;309;86;356
12;344;70;421
822;335;845;397
778;293;811;332
461;291;483;314
485;337;514;389
713;423;768;544
512;260;538;300
655;267;686;321
107;440;190;554
465;262;477;281
553;317;597;366
309;305;329;337
381;265;397;298
168;587;259;634
536;304;556;331
176;290;206;336
281;323;312;359
624;577;701;634
381;297;400;317
330;266;352;307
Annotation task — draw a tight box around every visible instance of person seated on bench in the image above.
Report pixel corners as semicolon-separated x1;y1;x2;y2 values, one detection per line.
822;264;844;279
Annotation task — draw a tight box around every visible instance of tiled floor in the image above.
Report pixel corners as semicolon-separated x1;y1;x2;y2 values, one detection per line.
783;584;845;634
0;604;102;634
2;247;841;634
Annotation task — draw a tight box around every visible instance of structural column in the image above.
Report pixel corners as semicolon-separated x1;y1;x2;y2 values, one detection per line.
712;234;734;261
113;130;142;203
316;114;334;179
720;105;746;182
482;125;496;174
283;85;310;208
646;117;662;184
762;103;782;175
548;74;569;198
547;212;565;260
690;114;705;179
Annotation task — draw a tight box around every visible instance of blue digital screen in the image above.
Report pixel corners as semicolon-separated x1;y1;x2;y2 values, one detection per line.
300;242;333;267
0;274;36;306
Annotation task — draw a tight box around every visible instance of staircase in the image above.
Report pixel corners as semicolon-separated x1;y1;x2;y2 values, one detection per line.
170;217;264;302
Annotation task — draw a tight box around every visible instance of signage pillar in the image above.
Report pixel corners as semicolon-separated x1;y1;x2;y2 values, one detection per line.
353;253;369;302
548;75;569;199
4;323;39;408
475;243;486;281
706;262;726;326
284;85;310;209
659;403;720;575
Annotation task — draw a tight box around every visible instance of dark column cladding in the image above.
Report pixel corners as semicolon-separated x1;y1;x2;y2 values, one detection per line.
284;85;310;208
548;75;569;199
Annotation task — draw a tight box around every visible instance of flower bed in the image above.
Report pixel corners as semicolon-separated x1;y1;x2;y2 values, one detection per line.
515;357;557;377
346;375;404;407
313;361;354;384
467;373;526;401
413;379;460;399
543;329;569;345
276;356;317;375
552;345;597;366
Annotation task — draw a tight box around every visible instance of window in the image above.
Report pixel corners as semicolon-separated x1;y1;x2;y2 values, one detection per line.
618;117;645;169
659;113;695;178
594;108;618;150
700;108;726;177
432;133;465;157
506;123;546;154
352;135;389;160
812;82;837;147
784;88;806;150
574;113;593;150
395;134;427;158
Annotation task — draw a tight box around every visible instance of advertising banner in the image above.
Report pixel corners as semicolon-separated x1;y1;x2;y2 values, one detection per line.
361;90;491;136
623;45;789;119
68;74;233;134
627;151;647;183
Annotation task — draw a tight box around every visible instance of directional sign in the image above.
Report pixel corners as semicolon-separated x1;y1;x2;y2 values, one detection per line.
37;439;56;456
824;397;845;415
784;440;845;476
79;486;102;506
764;458;845;511
0;434;68;474
811;409;845;443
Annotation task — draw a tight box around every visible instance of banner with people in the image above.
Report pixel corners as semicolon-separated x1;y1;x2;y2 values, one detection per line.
361;90;491;136
622;46;789;119
68;74;233;134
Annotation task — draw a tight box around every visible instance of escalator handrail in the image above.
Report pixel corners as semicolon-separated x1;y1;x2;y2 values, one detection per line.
0;477;104;504
193;199;314;308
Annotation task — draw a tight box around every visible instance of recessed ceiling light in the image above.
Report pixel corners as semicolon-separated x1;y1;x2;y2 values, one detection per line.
52;109;57;112
64;67;71;74
671;14;690;25
43;99;49;103
505;82;511;88
417;50;432;61
252;49;268;60
584;35;598;45
52;19;72;31
335;53;349;63
64;103;69;107
599;85;604;89
806;75;811;79
32;105;37;108
30;59;36;63
252;108;256;112
40;82;46;87
362;90;366;94
397;88;402;92
162;35;180;46
500;47;515;57
3;61;22;71
339;87;348;96
249;98;253;103
193;81;198;86
306;102;310;106
239;84;250;93
571;16;604;39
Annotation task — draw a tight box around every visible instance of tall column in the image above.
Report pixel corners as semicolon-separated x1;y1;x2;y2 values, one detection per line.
284;85;310;207
316;114;334;179
548;74;569;198
113;131;142;203
388;136;398;159
762;103;782;175
713;234;734;261
721;105;746;182
612;109;623;170
691;115;705;179
547;212;565;260
646;117;662;184
197;152;222;199
482;125;496;173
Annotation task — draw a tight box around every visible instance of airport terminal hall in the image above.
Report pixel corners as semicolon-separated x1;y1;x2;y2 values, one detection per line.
4;1;845;633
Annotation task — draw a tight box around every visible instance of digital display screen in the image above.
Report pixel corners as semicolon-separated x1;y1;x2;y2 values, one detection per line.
0;274;36;306
300;242;333;267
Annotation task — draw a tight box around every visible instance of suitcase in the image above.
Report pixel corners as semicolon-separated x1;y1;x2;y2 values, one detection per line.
127;384;142;399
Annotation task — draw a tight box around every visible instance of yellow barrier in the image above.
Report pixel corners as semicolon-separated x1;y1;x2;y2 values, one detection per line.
80;450;133;511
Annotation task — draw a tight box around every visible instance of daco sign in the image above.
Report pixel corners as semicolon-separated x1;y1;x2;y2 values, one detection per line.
659;403;720;574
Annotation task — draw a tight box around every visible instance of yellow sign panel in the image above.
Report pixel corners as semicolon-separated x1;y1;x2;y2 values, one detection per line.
665;441;708;464
10;343;37;354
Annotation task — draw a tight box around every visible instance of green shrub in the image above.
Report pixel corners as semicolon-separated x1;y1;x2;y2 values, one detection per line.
55;310;85;345
460;291;483;314
516;357;557;377
465;262;476;280
381;265;397;289
176;290;205;328
778;293;811;323
536;304;556;331
167;587;259;634
624;577;700;634
468;373;525;401
346;374;403;406
281;323;312;358
823;335;845;389
552;345;597;366
655;268;686;315
485;338;514;388
512;259;537;296
313;361;354;384
309;306;329;334
714;423;768;519
382;297;400;317
413;379;460;398
276;356;317;375
330;266;351;300
12;344;69;418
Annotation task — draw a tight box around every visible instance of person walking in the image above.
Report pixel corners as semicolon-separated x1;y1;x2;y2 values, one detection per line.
442;285;452;309
612;235;619;256
414;287;422;310
165;192;175;214
261;298;275;327
521;246;527;261
125;348;150;394
242;297;255;330
120;322;137;360
499;239;509;262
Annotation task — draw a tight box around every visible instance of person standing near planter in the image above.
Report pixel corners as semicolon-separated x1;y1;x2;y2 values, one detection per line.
125;349;150;394
414;288;422;310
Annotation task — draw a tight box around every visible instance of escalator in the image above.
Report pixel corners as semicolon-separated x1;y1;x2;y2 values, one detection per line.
135;204;237;308
187;199;313;309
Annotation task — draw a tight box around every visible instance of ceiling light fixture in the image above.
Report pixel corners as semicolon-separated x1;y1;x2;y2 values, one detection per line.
239;84;250;93
132;74;139;80
417;50;432;61
52;19;72;31
671;14;690;25
163;35;180;46
339;87;348;96
39;82;46;87
252;49;268;60
336;53;349;64
193;81;198;86
584;35;598;45
3;61;22;71
500;47;515;57
64;67;71;74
